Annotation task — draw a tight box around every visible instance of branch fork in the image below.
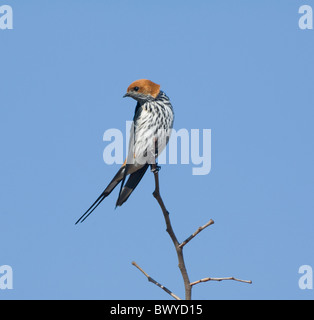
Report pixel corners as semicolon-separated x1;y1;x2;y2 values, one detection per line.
132;163;252;299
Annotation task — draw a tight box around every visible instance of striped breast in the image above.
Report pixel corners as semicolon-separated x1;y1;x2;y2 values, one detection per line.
131;91;174;165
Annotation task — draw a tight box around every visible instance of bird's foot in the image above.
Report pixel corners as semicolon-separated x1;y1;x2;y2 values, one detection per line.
151;164;161;173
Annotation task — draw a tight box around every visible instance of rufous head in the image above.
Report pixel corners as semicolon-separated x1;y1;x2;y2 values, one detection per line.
123;79;161;101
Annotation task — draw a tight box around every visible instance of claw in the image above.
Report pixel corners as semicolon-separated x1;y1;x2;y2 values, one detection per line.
151;164;161;173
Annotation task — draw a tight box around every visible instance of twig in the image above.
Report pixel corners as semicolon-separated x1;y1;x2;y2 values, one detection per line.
179;219;215;248
133;162;252;299
190;276;253;286
151;163;192;300
132;261;182;300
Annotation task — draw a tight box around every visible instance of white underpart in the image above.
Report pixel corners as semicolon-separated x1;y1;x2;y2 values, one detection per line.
127;91;174;166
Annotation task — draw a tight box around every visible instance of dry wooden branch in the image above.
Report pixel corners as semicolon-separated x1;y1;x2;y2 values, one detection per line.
132;161;252;299
152;164;192;300
132;261;182;300
151;163;192;300
179;219;215;248
190;276;253;286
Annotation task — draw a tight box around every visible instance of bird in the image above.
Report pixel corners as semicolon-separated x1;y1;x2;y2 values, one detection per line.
75;79;174;224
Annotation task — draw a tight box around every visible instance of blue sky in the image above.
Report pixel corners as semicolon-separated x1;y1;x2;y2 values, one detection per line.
0;0;314;300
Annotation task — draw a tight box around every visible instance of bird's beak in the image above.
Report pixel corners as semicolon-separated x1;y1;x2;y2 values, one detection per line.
123;93;130;98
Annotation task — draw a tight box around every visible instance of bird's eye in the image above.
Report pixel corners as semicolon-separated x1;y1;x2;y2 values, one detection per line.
134;87;140;92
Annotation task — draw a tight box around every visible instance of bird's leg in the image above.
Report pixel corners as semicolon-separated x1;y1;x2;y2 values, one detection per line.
151;164;161;173
151;139;161;173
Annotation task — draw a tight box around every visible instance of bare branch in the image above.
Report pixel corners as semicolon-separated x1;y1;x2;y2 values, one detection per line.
151;163;192;300
190;276;253;286
132;261;182;300
179;219;215;248
133;162;252;300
